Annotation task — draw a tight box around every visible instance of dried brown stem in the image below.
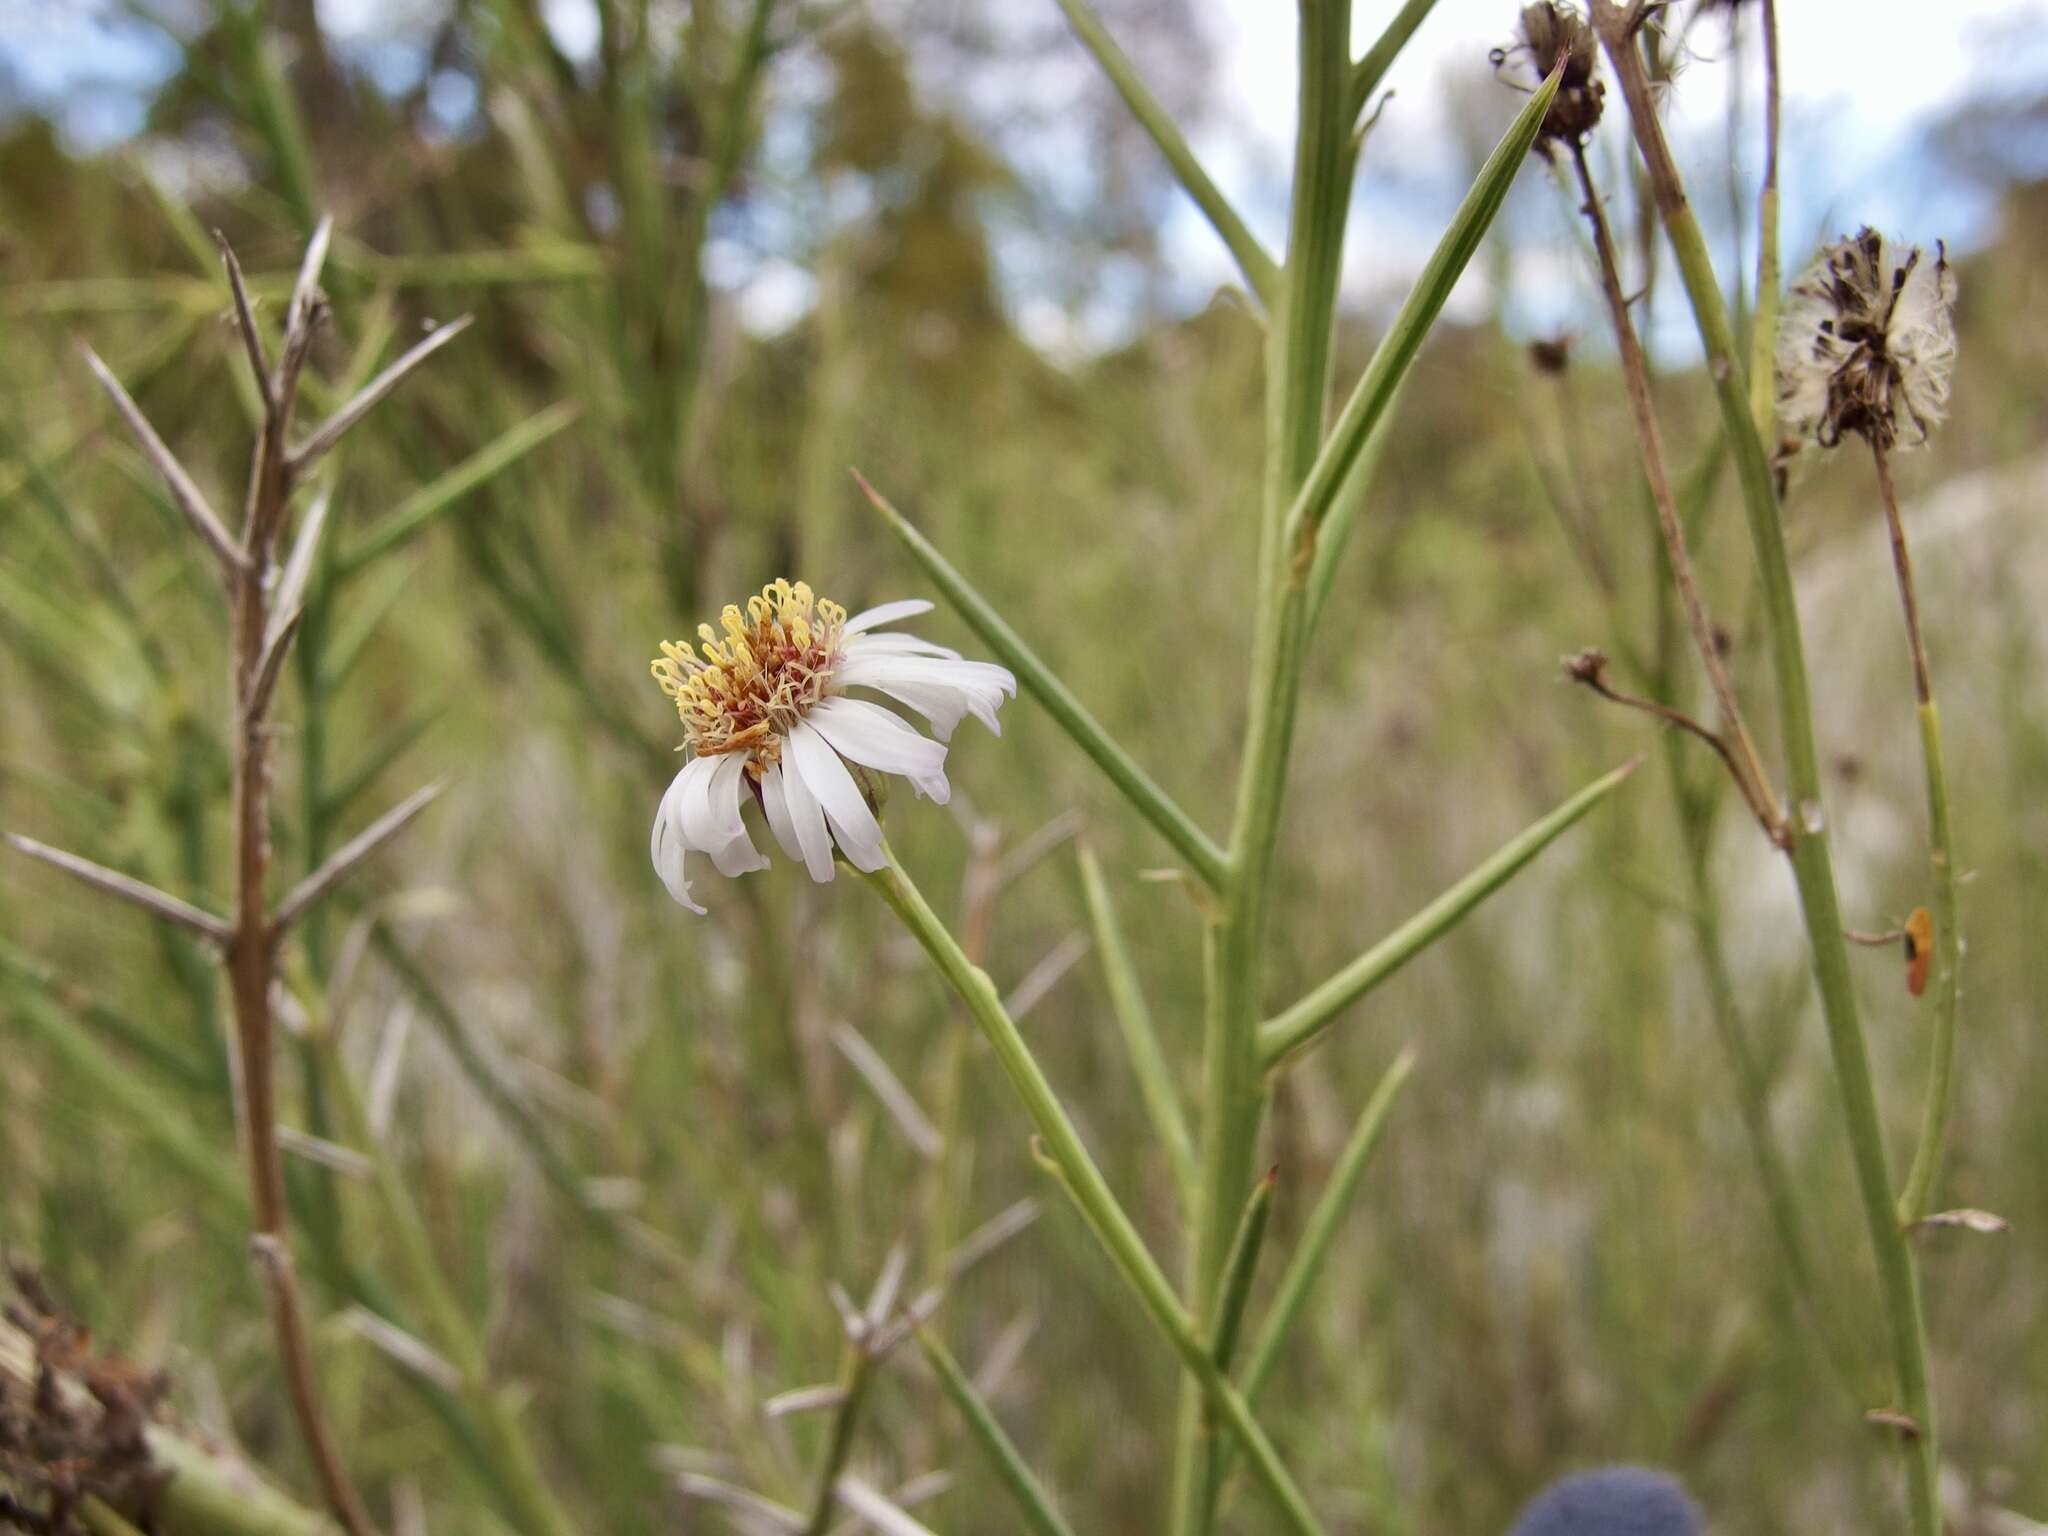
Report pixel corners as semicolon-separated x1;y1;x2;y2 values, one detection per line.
1567;142;1786;847
214;231;276;415
217;228;381;1536
288;317;473;474
1870;441;1932;705
274;781;446;933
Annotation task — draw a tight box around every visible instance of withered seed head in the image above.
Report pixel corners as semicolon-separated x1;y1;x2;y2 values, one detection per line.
1528;336;1573;376
1563;647;1609;686
1493;3;1605;149
1776;227;1958;452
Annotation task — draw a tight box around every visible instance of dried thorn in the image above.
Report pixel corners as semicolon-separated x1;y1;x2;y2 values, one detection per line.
831;1022;941;1160
1864;1407;1923;1440
213;231;276;414
271;484;334;636
248;605;304;722
1002;932;1091;1022
763;1384;849;1420
4;833;232;946
288;316;474;474
276;1127;374;1180
339;1307;462;1394
284;215;335;344
78;344;247;576
272;780;446;932
1907;1208;2010;1237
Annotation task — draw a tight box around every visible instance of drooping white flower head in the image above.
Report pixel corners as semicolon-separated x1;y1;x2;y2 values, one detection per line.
1776;228;1958;452
648;579;1016;911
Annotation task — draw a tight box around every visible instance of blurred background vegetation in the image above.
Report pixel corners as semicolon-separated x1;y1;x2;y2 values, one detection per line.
1;2;2044;1533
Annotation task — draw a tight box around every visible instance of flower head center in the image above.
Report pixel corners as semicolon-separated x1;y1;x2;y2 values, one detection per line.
651;579;846;766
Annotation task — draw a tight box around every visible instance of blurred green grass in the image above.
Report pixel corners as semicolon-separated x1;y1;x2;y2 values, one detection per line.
2;8;2046;1534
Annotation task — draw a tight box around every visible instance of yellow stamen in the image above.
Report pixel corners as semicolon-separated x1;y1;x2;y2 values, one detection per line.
651;579;847;766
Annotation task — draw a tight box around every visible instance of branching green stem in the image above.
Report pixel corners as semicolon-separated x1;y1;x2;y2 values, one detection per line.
856;849;1330;1536
1593;9;1940;1528
1258;759;1639;1069
1049;0;1280;303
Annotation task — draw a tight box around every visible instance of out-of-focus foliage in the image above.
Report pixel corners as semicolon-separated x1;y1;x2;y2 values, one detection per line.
0;5;2044;1535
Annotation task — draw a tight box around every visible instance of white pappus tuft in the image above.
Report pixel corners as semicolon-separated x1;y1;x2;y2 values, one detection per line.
1776;227;1958;452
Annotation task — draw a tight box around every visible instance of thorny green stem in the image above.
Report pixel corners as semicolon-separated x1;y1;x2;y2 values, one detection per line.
1873;440;1965;1224
1592;9;1940;1529
1174;5;1350;1529
856;850;1331;1536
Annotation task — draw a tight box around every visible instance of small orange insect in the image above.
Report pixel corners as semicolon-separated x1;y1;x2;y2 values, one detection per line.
1903;907;1934;999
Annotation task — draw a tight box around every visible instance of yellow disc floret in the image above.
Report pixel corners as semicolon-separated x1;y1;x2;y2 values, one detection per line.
651;579;847;767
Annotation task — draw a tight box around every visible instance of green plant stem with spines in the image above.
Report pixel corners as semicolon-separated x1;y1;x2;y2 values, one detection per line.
856;848;1331;1536
1593;8;1939;1527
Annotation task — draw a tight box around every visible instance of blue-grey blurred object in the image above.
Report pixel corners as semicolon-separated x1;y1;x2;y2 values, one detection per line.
1507;1467;1704;1536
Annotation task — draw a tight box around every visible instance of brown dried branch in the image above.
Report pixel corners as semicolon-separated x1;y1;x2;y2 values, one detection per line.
288;317;474;474
273;781;446;933
214;230;276;415
79;345;246;576
3;833;231;946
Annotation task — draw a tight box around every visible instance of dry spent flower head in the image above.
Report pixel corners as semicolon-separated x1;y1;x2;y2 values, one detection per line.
649;579;1016;912
1493;3;1604;148
1776;228;1958;452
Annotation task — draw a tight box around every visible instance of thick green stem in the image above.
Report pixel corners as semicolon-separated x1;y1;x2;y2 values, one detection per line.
1172;9;1353;1530
1593;10;1940;1527
856;851;1329;1536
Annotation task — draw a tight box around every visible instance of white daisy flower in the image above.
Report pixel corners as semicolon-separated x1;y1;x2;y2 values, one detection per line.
1776;228;1957;452
648;579;1016;911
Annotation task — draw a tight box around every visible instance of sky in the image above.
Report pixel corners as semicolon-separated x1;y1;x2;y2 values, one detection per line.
4;0;2046;353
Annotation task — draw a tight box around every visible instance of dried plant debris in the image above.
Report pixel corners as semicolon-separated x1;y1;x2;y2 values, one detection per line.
1;1265;170;1533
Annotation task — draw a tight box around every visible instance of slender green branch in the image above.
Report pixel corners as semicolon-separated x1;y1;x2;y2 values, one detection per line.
914;1326;1078;1536
1592;9;1940;1529
1347;0;1443;124
855;849;1330;1536
1076;840;1198;1207
1871;441;1964;1225
1049;0;1280;304
1279;65;1561;570
854;473;1228;889
1258;758;1640;1069
339;401;581;576
1240;1045;1414;1404
1194;1167;1276;1533
802;1348;873;1536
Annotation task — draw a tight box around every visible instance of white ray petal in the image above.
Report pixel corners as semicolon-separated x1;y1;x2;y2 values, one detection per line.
844;598;934;635
649;767;706;913
787;720;885;872
840;632;962;661
836;653;1014;739
808;698;950;803
777;743;837;882
758;761;804;862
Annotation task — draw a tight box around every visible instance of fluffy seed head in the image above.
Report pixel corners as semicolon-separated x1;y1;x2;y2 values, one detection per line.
1776;228;1958;452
